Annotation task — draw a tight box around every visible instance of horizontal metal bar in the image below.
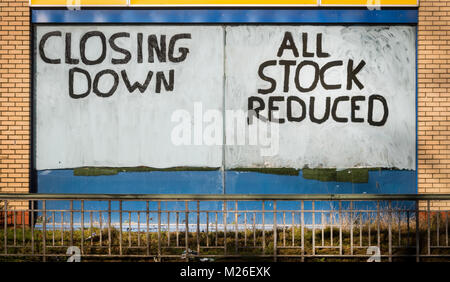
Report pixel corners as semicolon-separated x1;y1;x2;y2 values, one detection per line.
1;253;448;259
1;193;449;201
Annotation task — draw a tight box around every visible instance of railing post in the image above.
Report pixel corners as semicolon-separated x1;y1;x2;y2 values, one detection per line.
3;200;7;255
185;201;189;262
321;212;324;247
206;212;209;247
31;200;34;255
446;212;448;247
70;200;73;248
23;211;26;247
291;212;295;247
13;210;16;246
235;201;238;254
166;211;169;247
273;201;277;262
350;201;353;256
90;211;93;246
377;201;380;249
407;210;410;247
146;201;149;256
312;201;315;256
436;211;439;247
89;211;93;246
108;200;111;256
427;200;431;256
99;211;103;246
128;212;132;248
339;201;342;256
80;200;84;256
368;211;371;247
216;212;219;247
61;212;64;247
330;211;333;247
244;212;247;247
43;200;46;262
398;209;401;247
196;200;200;255
262;201;265;254
283;212;286;247
416;200;420;262
301;200;304;262
223;201;227;255
388;200;392;262
359;212;362;248
176;211;179;247
158;201;161;261
119;200;122;256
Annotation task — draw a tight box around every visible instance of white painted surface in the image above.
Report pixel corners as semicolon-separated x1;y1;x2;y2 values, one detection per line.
225;26;416;170
35;26;224;170
35;25;416;170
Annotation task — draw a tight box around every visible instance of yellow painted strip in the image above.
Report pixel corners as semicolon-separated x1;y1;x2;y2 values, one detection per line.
31;0;127;5
30;0;417;6
321;0;417;5
130;0;317;5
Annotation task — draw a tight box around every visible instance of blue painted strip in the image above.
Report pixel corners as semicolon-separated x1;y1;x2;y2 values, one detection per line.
32;9;418;24
37;170;417;195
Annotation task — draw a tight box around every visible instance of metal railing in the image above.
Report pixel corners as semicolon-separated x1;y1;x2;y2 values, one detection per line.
0;193;449;262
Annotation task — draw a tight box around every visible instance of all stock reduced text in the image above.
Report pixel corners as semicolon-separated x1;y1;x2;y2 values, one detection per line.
248;32;389;127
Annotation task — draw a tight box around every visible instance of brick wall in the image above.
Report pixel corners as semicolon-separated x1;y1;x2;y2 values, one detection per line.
0;1;449;210
0;0;30;210
418;0;450;210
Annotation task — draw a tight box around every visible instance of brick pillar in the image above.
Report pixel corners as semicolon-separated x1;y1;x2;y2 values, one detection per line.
418;0;450;210
0;0;30;211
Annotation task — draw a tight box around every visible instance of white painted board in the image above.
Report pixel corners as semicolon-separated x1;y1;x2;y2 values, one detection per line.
35;25;224;170
35;25;416;170
225;26;416;170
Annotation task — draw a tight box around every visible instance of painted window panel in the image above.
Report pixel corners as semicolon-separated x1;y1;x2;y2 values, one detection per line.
35;25;416;170
224;25;416;170
35;25;224;170
33;22;417;195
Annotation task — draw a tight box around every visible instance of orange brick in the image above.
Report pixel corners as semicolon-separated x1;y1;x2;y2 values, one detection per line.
418;0;450;209
0;0;29;196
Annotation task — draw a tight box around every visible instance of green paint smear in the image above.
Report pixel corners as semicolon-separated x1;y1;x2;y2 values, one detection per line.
302;168;371;183
231;167;300;176
73;166;382;184
73;166;220;176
